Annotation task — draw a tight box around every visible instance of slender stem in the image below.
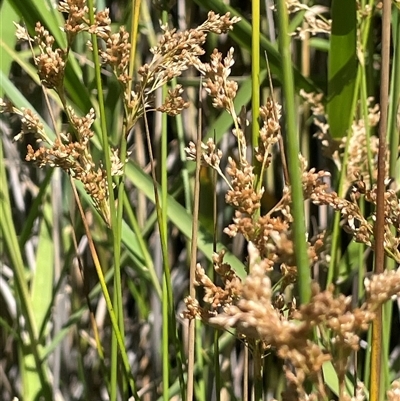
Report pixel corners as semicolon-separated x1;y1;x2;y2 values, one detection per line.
212;128;221;401
123;0;144;333
253;343;263;401
123;193;162;297
158;10;171;400
327;69;360;286
276;0;311;304
388;8;400;174
187;86;202;401
360;65;374;186
243;344;249;401
70;178;139;400
383;6;400;393
143;97;185;401
213;330;221;401
175;107;193;213
114;134;127;396
128;0;141;96
252;0;261;191
86;1;125;398
86;0;115;223
369;0;391;399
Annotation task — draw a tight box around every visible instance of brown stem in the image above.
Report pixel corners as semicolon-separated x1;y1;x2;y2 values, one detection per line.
369;0;391;399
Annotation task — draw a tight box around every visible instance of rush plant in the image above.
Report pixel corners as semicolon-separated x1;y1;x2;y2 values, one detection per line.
0;0;399;400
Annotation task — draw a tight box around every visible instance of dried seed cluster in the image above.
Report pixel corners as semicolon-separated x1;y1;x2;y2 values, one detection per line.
308;163;400;263
126;11;240;130
183;9;400;398
4;0;400;398
4;2;241;227
255;98;281;166
0;99;117;225
185;242;400;398
284;1;331;39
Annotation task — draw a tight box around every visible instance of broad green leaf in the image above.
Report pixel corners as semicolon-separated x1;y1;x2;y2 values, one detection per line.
121;220;152;278
31;191;54;336
327;0;357;138
322;361;340;396
8;0;66;46
0;0;19;97
19;170;54;247
0;142;52;400
322;360;356;396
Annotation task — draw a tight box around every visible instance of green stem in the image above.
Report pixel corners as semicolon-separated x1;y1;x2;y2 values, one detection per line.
87;0;129;398
252;0;261;196
276;0;311;304
327;68;360;287
70;179;139;400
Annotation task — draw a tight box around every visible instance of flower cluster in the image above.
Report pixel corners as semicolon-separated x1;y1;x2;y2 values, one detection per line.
309;174;400;263
32;23;66;90
59;0;90;38
255;98;281;167
125;11;240;131
284;1;331;40
191;47;248;164
0;101;119;226
97;25;131;84
156;85;190;116
185;243;400;398
225;158;264;215
182;250;243;319
183;18;400;398
6;5;242;227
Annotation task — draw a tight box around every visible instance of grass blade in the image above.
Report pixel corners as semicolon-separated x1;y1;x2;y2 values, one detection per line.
327;0;357;139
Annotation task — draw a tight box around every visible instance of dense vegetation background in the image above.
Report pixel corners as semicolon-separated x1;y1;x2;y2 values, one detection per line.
1;0;399;400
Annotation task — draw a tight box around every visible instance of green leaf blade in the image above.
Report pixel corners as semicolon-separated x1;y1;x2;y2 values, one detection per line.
327;0;357;139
